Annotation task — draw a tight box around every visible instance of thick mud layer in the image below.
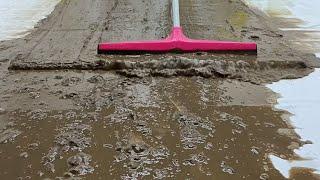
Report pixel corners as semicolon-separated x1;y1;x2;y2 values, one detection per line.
0;73;306;179
0;0;319;179
9;56;315;84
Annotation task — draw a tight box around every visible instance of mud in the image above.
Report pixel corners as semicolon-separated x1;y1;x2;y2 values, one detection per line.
0;0;319;179
41;122;93;174
0;74;308;179
1;0;319;84
0;128;22;144
67;152;94;176
9;56;314;84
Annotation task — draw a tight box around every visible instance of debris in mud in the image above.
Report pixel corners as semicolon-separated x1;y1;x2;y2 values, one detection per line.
251;146;260;155
27;109;48;120
0;128;22;144
112;133;171;179
61;77;82;86
180;127;206;149
260;173;270;180
220;161;236;175
87;75;104;83
205;142;214;150
67;152;94;176
135;120;152;136
55;123;92;151
153;169;169;179
19;152;29;159
65;111;78;120
42;146;59;173
103;143;113;149
183;153;210;166
28;142;39;150
108;108;135;124
17;86;37;94
219;112;247;130
42;123;92;174
29;91;40;99
121;134;149;156
175;113;215;150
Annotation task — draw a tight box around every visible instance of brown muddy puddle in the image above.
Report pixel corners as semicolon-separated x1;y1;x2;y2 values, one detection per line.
0;0;319;179
0;75;305;179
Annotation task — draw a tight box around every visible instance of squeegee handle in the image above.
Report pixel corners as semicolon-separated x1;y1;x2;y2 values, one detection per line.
172;0;181;27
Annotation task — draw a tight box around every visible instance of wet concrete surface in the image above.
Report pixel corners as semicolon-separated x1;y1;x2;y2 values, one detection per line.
0;0;320;179
0;0;319;75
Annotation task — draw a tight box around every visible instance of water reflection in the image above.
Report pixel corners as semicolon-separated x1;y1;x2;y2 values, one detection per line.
268;66;320;178
247;0;320;177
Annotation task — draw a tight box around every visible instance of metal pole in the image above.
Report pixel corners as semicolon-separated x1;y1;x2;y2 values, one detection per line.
172;0;181;27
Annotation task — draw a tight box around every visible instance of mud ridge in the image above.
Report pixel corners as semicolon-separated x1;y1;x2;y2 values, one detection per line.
9;57;314;84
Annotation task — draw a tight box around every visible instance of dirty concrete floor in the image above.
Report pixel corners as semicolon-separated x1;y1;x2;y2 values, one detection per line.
0;0;320;179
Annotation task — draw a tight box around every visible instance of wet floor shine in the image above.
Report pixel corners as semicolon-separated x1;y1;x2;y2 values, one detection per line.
247;0;320;177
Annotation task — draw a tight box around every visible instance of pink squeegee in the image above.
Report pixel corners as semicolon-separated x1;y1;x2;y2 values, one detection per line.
98;0;257;54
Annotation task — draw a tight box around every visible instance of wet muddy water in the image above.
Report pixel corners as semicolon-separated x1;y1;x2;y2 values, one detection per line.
0;72;299;179
0;0;320;179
